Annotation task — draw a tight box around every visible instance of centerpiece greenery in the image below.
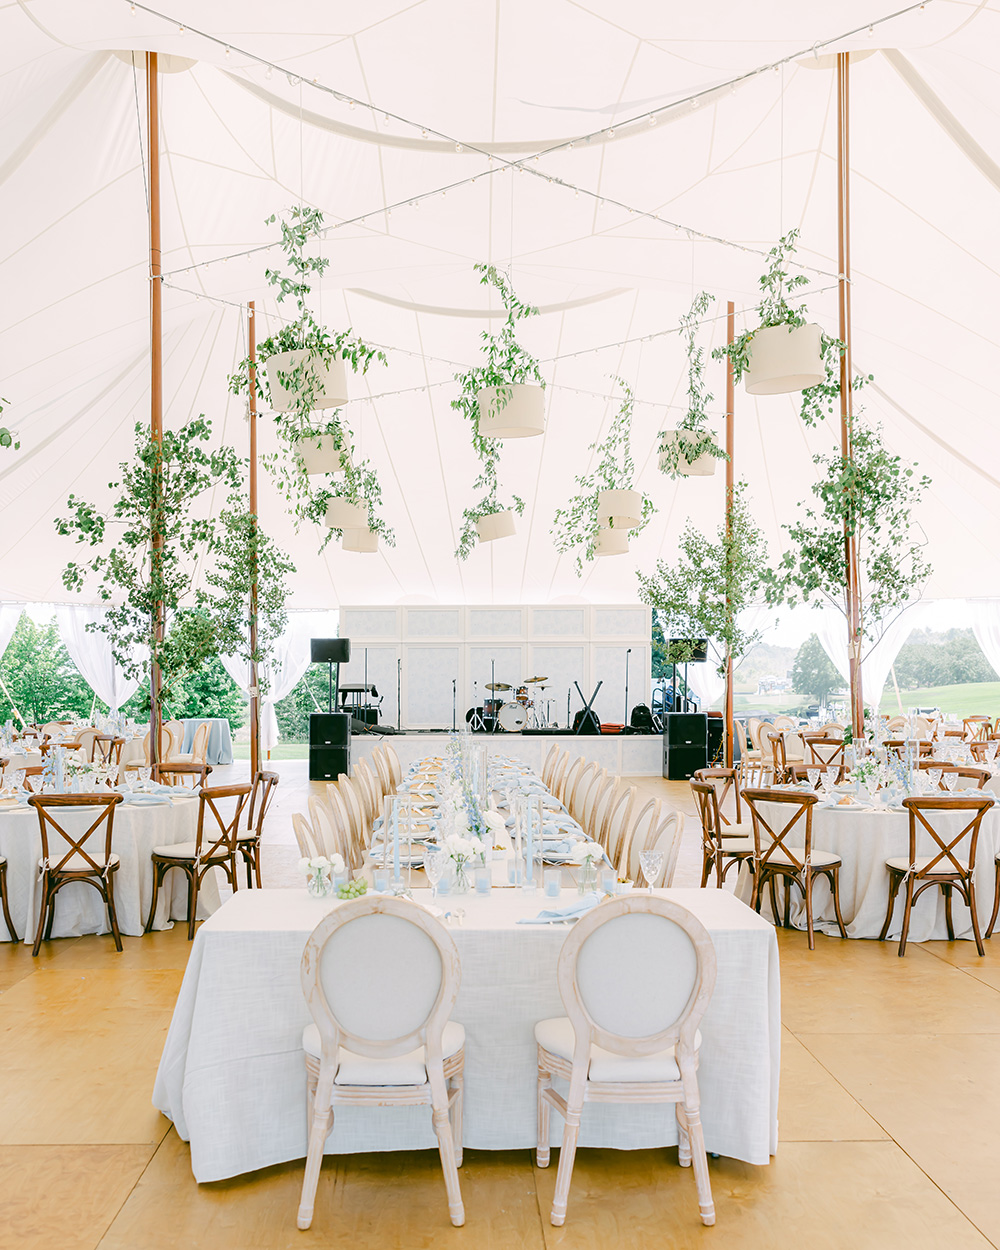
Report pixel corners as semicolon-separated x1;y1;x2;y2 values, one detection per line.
228;207;392;543
55;417;294;710
452;264;543;559
658;292;727;477
552;378;655;573
637;483;769;676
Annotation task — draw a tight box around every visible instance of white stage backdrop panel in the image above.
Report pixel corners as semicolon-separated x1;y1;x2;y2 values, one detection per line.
338;606;651;730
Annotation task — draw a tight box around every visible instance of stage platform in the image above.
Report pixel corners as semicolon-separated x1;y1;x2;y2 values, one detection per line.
351;731;662;776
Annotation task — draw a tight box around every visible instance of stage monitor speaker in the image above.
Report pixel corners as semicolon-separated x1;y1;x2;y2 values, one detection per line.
311;638;351;664
309;746;350;781
310;711;351;747
662;712;708;780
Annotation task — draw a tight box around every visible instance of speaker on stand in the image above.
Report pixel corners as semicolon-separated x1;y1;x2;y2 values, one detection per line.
662;712;708;780
309;638;352;781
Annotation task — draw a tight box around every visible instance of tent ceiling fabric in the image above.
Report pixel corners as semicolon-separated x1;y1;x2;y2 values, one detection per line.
1;1;997;608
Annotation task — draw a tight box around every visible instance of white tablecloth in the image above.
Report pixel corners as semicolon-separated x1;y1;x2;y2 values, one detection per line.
153;886;780;1183
737;801;1000;941
0;794;220;942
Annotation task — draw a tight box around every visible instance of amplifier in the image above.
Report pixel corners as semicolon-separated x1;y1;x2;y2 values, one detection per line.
309;746;350;782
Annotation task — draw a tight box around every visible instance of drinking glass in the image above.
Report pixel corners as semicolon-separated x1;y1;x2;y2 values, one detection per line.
807;768;820;790
639;849;665;893
927;768;942;790
138;766;151;787
425;850;447;900
943;770;959;792
10;769;24;792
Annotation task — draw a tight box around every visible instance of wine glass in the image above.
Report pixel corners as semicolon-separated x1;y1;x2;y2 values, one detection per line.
943;770;959;792
138;766;151;789
927;767;942;791
425;849;448;900
10;769;24;792
639;849;665;894
807;768;820;790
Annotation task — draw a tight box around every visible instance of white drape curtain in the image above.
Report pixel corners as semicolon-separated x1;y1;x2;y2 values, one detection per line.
55;605;144;711
222;610;338;754
0;603;24;662
814;601;929;713
688;606;777;711
969;599;1000;679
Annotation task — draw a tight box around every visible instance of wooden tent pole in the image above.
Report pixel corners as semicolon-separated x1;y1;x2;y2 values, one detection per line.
837;51;865;739
146;51;164;777
248;301;261;778
724;300;735;768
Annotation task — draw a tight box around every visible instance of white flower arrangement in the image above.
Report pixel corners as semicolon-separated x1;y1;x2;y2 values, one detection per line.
443;833;486;866
298;853;345;896
569;840;604;866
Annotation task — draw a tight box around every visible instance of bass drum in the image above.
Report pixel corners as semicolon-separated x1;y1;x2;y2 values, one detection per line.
497;701;527;733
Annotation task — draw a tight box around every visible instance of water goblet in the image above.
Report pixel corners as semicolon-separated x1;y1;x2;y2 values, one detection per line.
807;768;821;790
425;849;447;900
943;770;959;792
639;849;665;894
138;766;151;788
927;768;942;790
10;769;24;792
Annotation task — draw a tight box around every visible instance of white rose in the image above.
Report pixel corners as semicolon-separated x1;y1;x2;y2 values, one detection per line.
483;810;505;833
309;856;331;871
298;857;311;875
330;853;346;874
570;840;603;864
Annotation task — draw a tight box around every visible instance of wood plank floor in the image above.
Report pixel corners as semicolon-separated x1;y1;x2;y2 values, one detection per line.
2;758;999;1249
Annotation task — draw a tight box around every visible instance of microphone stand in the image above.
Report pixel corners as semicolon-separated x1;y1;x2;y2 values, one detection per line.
624;647;631;727
397;658;401;732
452;679;456;732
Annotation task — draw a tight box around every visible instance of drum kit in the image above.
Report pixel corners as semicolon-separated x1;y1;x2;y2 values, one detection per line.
466;676;554;733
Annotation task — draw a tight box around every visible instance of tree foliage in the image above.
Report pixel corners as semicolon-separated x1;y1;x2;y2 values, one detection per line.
790;634;844;704
659;292;727;476
0;616;92;725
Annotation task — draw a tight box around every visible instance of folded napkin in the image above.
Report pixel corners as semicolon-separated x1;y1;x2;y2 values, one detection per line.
517;893;601;925
123;793;173;806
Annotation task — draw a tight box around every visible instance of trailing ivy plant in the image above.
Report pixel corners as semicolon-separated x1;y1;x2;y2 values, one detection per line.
762;417;931;650
658;292;727;477
552;378;656;574
455;451;525;561
227;206;389;538
54;417;294;708
307;457;397;552
636;483;769;677
712;230;866;427
0;398;19;450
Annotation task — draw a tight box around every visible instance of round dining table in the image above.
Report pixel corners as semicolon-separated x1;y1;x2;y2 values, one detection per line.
0;791;221;943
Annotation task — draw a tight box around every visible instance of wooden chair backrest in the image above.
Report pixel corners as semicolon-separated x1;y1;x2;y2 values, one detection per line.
901;796;992;877
301;896;460;1063
604;784;636;871
76;728;101;762
787;763;831;788
308;794;349;862
370;748;392;797
969;739;1000;763
195;784;252;860
805;735;846;769
332;776;368;866
549;751;569;804
690;780;722;858
579;767;607;840
93;734;124;766
591;777;619;850
964;716;991;742
540;744;559;788
738;758;772;789
765;732;787;773
747;718;764;752
158;762;211;789
351;759;379;827
293;812;321;859
559;756;584;807
621;800;684;886
692;767;741;825
555;895;716;1061
188;722;211;764
742;787;819;873
22;765;45;792
772;716;796;731
384;744;403;789
247;770;280;837
567;761;597;821
29;793;124;874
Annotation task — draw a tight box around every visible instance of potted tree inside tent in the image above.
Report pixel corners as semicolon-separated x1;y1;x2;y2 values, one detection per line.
453;264;545;557
552;378;655;573
658;292;727;479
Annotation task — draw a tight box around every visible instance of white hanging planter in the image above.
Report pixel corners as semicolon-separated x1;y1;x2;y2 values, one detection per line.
744;323;824;395
342;527;380;553
476;384;545;439
263;349;349;412
475;510;516;543
658;430;716;477
294;432;351;476
593;526;629;557
596;488;643;529
324;497;369;530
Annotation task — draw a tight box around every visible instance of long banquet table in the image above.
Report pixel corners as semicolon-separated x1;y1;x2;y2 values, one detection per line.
0;793;220;942
153;884;780;1183
736;797;1000;941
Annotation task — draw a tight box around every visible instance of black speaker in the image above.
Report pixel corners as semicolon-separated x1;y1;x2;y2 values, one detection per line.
707;716;725;764
663;712;708;780
309;746;350;781
310;712;351;747
311;638;351;664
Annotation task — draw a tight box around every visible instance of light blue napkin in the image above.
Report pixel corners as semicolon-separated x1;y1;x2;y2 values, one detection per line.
517;893;601;924
123;793;172;806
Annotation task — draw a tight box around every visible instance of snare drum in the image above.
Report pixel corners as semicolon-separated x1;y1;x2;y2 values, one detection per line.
516;685;530;706
498;702;527;733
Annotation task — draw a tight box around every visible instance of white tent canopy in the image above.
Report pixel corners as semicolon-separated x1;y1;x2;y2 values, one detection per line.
2;1;998;612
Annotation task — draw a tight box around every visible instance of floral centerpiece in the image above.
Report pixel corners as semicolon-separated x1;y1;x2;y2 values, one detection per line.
442;834;487;894
298;853;345;898
569;840;604;895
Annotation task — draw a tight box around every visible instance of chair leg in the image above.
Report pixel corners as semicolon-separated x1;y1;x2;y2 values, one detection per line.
0;865;17;942
297;1074;335;1231
187;869;200;941
245;850;253;890
683;1101;716;1227
943;883;955;941
675;1101;691;1166
898;875;915;957
451;1068;464;1168
767;874;780;928
782;875;791;930
828;867;848;940
31;875;50;957
804;869;815;951
700;852;711;889
43;881;58;941
105;872;123;952
536;1052;552;1167
254;842;263;889
878;871;901;942
145;861;164;933
985;862;1000;939
429;1074;465;1227
550;1077;586;1227
966;875;986;957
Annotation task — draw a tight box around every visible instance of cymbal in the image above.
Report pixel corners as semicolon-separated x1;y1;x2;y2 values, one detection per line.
523;676;548;684
485;682;511;692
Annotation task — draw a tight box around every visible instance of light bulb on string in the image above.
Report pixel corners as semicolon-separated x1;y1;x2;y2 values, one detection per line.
224;46;230;58
607;128;615;137
178;23;185;33
647;114;656;125
265;65;272;79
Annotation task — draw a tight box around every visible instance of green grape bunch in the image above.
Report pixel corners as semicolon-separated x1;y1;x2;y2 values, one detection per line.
337;878;368;900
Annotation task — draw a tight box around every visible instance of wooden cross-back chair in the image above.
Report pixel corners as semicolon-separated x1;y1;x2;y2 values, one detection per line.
296;897;466;1230
157;762;212;789
29;793;125;956
20;765;45;793
146;783;251;939
92;734;125;767
879;795;992;956
691;767;744;828
690;780;754;889
764;733;790;785
236;770;278;888
803;734;847;778
534;896;717;1228
963;716;992;742
970;738;1000;764
742;788;847;950
883;739;933;761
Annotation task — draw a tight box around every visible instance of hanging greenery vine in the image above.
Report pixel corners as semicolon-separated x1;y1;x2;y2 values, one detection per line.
552;378;656;574
658;291;727;476
307;457;397;552
452;263;543;560
0;398;18;451
228;207;392;544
